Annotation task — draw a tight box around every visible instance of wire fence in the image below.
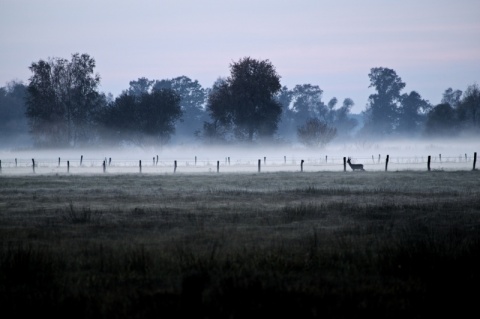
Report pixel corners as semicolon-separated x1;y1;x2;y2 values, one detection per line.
0;152;477;175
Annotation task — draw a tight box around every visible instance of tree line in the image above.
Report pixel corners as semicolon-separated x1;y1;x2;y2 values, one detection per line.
0;53;478;149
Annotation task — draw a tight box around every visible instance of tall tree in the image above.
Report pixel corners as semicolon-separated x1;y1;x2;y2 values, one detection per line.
99;88;182;146
424;103;458;136
26;53;101;147
153;76;207;139
361;67;405;136
397;91;431;135
0;81;29;146
457;83;480;132
441;88;462;108
204;57;282;142
290;84;326;125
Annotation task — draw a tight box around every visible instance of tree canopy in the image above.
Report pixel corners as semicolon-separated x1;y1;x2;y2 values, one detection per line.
203;57;282;142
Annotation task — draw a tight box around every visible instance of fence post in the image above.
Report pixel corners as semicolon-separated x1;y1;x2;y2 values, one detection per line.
80;155;83;166
195;156;197;166
228;157;230;165
109;158;111;166
343;157;346;172
153;157;155;166
439;154;442;163
378;154;381;163
103;161;106;173
372;155;374;163
258;159;261;173
174;160;177;173
427;155;431;171
67;161;70;173
264;157;266;165
325;155;327;163
385;155;389;172
217;161;220;173
15;158;17;167
58;157;60;167
301;160;304;172
473;152;477;171
0;160;2;173
32;159;35;173
284;156;286;164
139;160;142;173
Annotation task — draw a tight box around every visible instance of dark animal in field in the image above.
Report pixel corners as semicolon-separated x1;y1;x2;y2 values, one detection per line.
347;157;365;171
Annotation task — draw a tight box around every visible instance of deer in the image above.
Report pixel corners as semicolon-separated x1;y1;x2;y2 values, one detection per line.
347;157;365;171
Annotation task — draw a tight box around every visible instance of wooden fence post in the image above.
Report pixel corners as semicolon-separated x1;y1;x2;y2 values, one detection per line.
15;158;17;167
258;159;261;173
32;159;35;173
174;160;177;173
343;157;346;172
153;157;155;166
378;154;381;163
80;155;83;166
228;157;230;165
195;156;197;166
0;160;2;173
264;157;266;165
103;161;106;173
385;155;389;172
58;157;60;167
67;161;70;173
109;158;111;166
325;155;327;163
301;160;304;172
473;152;477;171
439;154;442;163
427;155;431;171
139;160;142;173
372;155;374;163
217;161;220;173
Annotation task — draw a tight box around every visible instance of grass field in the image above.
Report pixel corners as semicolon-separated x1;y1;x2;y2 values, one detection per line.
1;170;479;318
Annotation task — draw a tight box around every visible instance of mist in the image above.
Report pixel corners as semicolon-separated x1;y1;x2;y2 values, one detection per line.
1;135;478;175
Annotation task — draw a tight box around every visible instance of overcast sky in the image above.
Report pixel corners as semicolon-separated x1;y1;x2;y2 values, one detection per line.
1;0;479;113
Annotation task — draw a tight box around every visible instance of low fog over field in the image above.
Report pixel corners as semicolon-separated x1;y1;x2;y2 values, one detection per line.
1;137;478;174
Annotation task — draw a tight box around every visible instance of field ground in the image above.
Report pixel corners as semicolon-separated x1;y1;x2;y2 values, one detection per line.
1;171;480;318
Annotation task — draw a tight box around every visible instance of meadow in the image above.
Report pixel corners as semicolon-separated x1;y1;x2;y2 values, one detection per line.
1;170;479;318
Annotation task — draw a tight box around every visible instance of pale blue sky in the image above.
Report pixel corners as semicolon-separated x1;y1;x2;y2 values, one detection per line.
1;0;479;113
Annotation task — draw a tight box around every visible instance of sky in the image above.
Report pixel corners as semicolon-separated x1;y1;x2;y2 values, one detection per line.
1;0;479;113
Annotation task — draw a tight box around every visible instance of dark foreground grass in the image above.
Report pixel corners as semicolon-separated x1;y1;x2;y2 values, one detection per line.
1;171;480;318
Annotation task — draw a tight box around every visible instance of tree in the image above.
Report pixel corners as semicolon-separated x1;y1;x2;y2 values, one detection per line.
290;84;328;125
457;83;480;132
397;91;431;135
361;67;405;136
98;88;182;146
441;88;462;108
204;57;282;142
330;98;358;138
424;103;458;136
153;76;207;139
26;53;101;147
297;118;337;148
0;81;30;146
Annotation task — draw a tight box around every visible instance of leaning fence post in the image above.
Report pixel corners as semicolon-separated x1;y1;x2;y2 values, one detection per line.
258;159;261;173
427;155;431;171
32;159;35;173
301;160;304;172
174;160;177;173
385;155;389;172
343;157;346;172
473;152;477;171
